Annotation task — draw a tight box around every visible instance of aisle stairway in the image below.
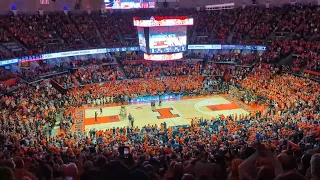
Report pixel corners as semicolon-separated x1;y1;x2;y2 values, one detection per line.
277;53;293;65
201;57;209;75
115;57;128;79
51;109;64;137
227;14;241;43
95;28;106;47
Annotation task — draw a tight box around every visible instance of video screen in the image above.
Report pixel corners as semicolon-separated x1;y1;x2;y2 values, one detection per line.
149;26;187;54
103;0;156;9
144;52;183;61
137;27;147;52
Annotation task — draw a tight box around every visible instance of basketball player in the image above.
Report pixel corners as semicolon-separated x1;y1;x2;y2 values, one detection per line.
100;107;103;114
95;111;98;121
128;113;134;127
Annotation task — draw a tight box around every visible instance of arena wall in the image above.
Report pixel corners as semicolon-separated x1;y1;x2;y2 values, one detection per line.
0;0;318;14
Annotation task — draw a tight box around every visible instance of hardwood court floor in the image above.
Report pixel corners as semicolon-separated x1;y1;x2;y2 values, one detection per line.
83;95;250;131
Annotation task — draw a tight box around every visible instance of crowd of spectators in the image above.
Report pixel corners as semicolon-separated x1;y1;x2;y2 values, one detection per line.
255;40;320;64
0;5;320;180
122;61;163;79
93;14;121;47
232;7;262;40
0;81;61;140
75;64;124;84
195;10;239;42
112;13;138;46
70;14;102;47
285;41;320;72
0;50;11;59
248;8;281;40
54;64;124;88
204;63;230;76
120;56;202;78
211;53;260;65
18;65;65;82
307;55;320;72
193;6;320;45
48;13;85;48
0;6;318;61
21;15;63;54
0;27;14;44
71;58;115;67
292;53;320;72
68;75;204;105
0;67;19;94
274;6;318;40
0;63;319;180
5;16;45;50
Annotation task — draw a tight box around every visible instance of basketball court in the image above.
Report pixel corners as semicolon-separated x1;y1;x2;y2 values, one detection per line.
72;95;256;133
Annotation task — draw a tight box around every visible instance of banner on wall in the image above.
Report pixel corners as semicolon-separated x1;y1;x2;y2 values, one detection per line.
0;58;19;66
0;46;140;66
134;17;194;27
42;48;107;60
0;44;268;66
188;44;267;50
144;52;183;61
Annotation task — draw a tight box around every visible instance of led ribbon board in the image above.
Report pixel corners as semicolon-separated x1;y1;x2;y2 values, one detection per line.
143;52;183;61
133;16;194;27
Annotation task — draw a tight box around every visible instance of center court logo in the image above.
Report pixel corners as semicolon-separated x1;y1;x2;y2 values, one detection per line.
153;108;180;119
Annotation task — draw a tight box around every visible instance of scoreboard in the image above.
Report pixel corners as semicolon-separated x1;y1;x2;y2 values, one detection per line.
134;16;194;60
149;26;187;54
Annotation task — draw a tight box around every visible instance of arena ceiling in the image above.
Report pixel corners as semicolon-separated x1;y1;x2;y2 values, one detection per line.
0;0;318;14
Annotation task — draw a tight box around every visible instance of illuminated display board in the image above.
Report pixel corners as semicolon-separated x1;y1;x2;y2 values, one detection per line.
149;26;187;53
143;52;183;61
133;16;194;27
103;0;156;9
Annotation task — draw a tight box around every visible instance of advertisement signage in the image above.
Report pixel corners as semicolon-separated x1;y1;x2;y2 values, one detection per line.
144;52;183;61
42;48;107;60
188;44;267;50
103;0;156;10
0;58;19;66
0;44;267;66
187;44;222;50
134;18;194;27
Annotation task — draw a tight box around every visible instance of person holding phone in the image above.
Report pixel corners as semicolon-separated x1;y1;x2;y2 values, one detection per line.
95;111;98;121
119;146;130;159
